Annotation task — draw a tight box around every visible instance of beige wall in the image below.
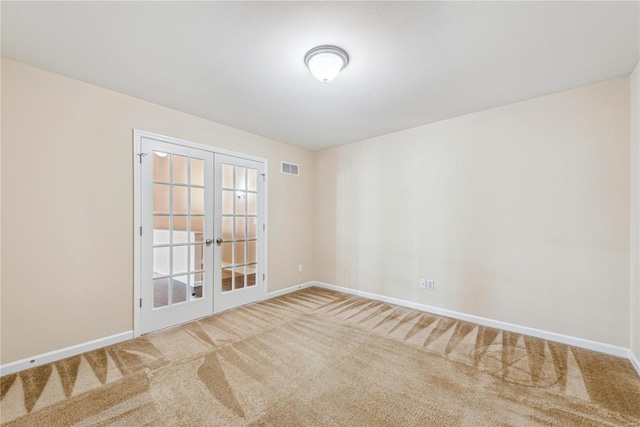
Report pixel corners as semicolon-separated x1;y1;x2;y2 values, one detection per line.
315;78;631;347
631;61;640;359
1;59;315;364
0;57;3;356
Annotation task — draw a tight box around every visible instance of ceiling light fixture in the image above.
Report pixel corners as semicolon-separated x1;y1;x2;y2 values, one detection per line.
304;45;349;83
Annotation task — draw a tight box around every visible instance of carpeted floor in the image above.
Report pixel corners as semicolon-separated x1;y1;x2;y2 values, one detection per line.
1;287;639;426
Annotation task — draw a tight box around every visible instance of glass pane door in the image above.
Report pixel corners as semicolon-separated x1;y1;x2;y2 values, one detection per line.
214;154;264;312
152;153;205;306
220;164;259;292
140;138;213;334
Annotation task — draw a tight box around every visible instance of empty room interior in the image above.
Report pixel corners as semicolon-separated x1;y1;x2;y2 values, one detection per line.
1;1;640;425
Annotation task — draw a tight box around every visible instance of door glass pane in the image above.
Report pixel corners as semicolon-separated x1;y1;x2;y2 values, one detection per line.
222;164;233;188
153;278;169;308
247;264;257;287
172;216;188;244
173;186;188;214
235;217;246;240
247;240;257;264
172;275;188;304
191;187;204;214
192;244;204;271
236;265;246;289
154;152;170;181
153;247;170;277
173;155;188;184
191;158;204;186
221;242;233;266
235;167;246;190
191;271;203;284
222;268;233;292
146;146;216;331
247;169;257;191
153;184;170;213
247;217;257;239
222;191;234;215
153;216;170;245
235;241;245;265
247;193;257;215
217;159;261;299
191;216;204;243
172;246;188;274
190;272;203;300
235;192;246;214
222;217;233;240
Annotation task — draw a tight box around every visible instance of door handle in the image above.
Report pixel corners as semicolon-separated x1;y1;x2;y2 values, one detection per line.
205;239;213;246
216;238;223;245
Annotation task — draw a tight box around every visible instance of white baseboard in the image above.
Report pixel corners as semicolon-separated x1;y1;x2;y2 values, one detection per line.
312;281;633;360
266;281;315;299
0;331;133;376
628;350;640;377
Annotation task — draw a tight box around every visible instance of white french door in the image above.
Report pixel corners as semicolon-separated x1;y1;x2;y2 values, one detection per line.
140;138;214;334
213;154;265;312
137;132;267;335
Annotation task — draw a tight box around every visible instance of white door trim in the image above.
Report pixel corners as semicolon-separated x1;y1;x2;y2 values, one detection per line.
133;129;269;337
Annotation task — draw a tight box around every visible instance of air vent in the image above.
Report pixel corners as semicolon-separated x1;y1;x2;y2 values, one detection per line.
281;161;299;176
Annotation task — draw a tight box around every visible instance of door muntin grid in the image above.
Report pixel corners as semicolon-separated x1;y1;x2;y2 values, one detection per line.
220;164;258;292
152;151;206;308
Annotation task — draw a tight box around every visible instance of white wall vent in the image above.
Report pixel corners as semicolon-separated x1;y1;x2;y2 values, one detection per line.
281;161;299;176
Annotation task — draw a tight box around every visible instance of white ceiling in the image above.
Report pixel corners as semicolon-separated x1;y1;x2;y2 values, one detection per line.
2;1;639;151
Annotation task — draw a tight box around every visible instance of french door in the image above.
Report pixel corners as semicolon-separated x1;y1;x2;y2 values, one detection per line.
140;138;214;334
214;154;265;312
138;133;266;334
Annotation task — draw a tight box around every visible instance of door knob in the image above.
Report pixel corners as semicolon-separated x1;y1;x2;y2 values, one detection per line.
205;239;213;247
216;238;223;245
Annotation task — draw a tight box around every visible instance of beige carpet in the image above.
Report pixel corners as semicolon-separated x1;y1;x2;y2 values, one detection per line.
1;287;639;426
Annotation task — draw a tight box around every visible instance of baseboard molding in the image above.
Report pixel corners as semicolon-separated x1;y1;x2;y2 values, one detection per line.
266;281;315;299
0;331;133;376
313;281;633;360
628;350;640;377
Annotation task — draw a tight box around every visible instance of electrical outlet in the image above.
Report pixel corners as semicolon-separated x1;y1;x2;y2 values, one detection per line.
420;279;426;289
298;265;303;273
427;279;434;290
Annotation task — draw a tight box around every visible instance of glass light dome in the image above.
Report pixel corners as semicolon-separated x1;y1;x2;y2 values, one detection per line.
304;46;349;83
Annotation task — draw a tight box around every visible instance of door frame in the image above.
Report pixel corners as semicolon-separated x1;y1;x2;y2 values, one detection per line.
133;129;269;337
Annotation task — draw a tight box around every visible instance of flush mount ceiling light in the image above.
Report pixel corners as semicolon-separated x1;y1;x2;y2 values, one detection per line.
304;45;349;83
